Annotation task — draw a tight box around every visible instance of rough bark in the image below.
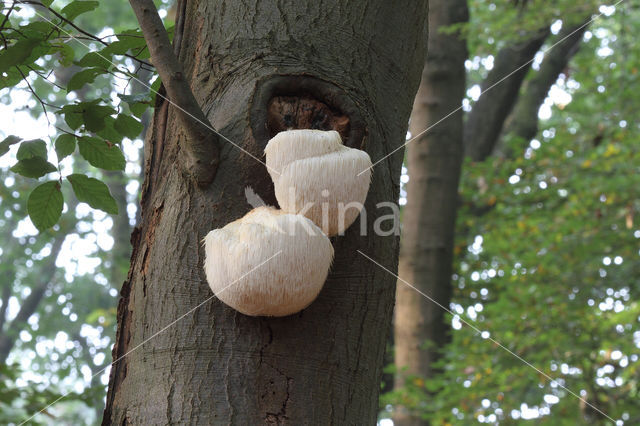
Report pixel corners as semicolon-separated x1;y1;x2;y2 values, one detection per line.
103;1;427;424
464;29;549;161
393;1;468;425
500;23;587;155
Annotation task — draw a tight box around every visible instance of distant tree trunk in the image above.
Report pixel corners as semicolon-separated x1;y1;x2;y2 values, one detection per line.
500;23;587;155
103;1;427;423
0;234;65;365
465;29;548;161
393;1;468;425
0;283;10;334
0;220;18;336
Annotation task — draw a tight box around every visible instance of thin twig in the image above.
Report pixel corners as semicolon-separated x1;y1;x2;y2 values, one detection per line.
99;33;145;40
54;126;81;137
15;65;52;130
25;64;66;90
0;0;14;30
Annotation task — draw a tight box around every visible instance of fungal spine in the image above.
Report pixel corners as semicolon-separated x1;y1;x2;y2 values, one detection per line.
265;130;372;236
203;207;333;317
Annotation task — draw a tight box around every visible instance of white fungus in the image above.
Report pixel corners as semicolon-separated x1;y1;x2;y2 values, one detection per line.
203;207;333;317
265;129;372;236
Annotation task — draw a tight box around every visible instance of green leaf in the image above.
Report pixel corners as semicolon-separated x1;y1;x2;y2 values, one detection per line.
83;103;115;132
61;1;99;20
56;43;75;67
118;93;151;118
0;135;21;157
102;31;146;56
129;102;149;118
77;137;125;170
67;68;102;92
0;39;41;74
55;134;76;160
67;174;118;214
114;114;143;139
27;181;63;231
16;139;47;160
19;21;55;39
10;157;57;178
150;76;162;104
76;51;112;69
96;117;123;144
0;68;23;90
57;101;116;132
65;112;84;130
58;104;83;130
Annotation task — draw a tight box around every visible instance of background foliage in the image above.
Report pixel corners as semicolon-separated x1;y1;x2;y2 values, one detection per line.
383;1;640;425
0;0;172;423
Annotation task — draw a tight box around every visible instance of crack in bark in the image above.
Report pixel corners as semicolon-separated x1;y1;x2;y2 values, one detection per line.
264;364;292;425
145;100;169;206
172;0;187;58
141;202;164;276
258;321;274;365
166;381;175;423
258;322;292;424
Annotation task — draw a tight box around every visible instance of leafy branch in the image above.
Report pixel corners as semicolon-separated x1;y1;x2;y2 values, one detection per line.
0;0;156;231
16;0;153;69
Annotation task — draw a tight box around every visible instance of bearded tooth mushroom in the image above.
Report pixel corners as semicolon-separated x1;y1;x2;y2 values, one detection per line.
264;129;372;236
203;206;333;317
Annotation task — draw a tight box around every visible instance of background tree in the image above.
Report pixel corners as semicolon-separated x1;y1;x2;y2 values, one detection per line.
392;1;468;425
387;0;638;425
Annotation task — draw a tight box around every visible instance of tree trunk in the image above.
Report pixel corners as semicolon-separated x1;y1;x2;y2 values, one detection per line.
464;29;549;161
103;1;427;424
500;23;587;155
393;1;468;425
